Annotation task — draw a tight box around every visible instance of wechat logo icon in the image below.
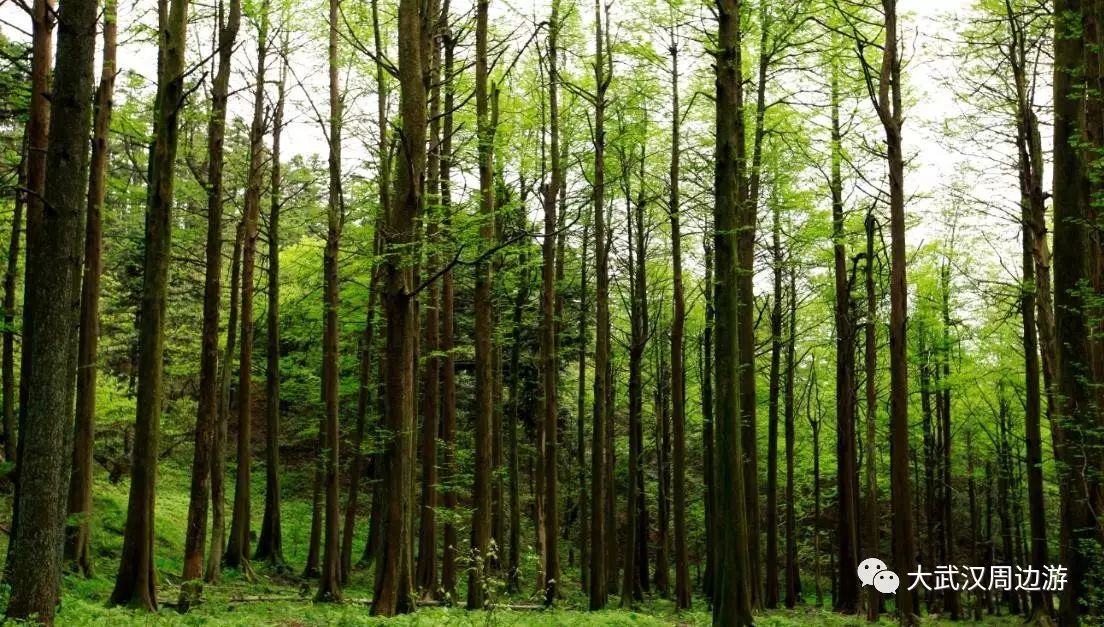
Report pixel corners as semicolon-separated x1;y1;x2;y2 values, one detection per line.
858;557;900;594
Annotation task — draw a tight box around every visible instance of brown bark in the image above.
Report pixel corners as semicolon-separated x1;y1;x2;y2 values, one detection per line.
877;1;917;620
66;0;117;578
830;60;860;615
183;0;241;584
576;215;590;594
372;0;424;610
863;211;880;621
784;266;799;610
225;1;270;575
108;0;190;611
315;0;343;601
714;0;753;620
766;193;783;610
668;37;690;610
255;39;289;572
207;222;244;584
589;0;611;608
702;243;715;601
6;0;96;617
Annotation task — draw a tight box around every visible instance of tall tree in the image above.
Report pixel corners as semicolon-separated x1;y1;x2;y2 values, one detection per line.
207;221;244;584
316;0;344;600
667;30;690;610
540;0;562;606
589;0;612;608
468;0;496;609
765;191;783;610
372;0;425;610
829;54;860;615
225;0;270;575
863;210;880;621
714;0;754;621
784;265;800;610
254;30;289;572
182;0;242;583
5;0;98;617
65;0;117;578
109;0;190;611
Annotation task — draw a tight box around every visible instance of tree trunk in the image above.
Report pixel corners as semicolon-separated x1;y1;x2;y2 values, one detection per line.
438;26;458;602
372;0;424;610
66;0;117;579
2;128;24;465
878;1;917;621
702;243;715;601
863;211;880;621
784;266;799;610
225;2;270;575
541;0;561;604
766;190;783;610
255;37;288;572
207;222;244;584
6;0;96;618
183;0;240;584
108;0;189;612
714;0;753;621
669;39;690;608
589;0;612;609
576;215;590;594
830;60;860;615
315;0;343;601
467;0;495;610
622;155;645;607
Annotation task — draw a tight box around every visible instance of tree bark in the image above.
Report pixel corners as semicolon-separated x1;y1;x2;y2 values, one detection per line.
766;190;783;610
784;265;799;610
255;34;289;572
863;211;880;621
108;0;189;611
225;1;270;576
315;0;343;601
372;0;424;610
66;0;117;578
207;222;244;584
6;0;96;617
183;0;241;584
713;0;754;621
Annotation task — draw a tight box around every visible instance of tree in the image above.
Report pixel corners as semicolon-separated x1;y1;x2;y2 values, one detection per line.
109;0;191;611
254;29;289;572
315;0;344;600
863;210;879;621
372;0;425;610
183;0;241;583
225;0;270;575
5;0;98;617
65;0;117;578
713;0;754;622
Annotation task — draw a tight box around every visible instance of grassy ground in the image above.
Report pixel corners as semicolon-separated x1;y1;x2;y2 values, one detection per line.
0;462;1028;625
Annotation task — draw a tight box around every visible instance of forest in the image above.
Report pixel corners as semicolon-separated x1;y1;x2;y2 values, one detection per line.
0;0;1101;623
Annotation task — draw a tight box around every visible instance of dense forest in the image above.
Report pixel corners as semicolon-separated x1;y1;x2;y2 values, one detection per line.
0;0;1101;623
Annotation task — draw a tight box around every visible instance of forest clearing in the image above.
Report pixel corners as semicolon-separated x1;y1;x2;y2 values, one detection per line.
0;0;1102;623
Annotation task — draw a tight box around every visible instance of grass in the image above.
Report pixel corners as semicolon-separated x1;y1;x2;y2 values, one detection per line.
0;459;1031;625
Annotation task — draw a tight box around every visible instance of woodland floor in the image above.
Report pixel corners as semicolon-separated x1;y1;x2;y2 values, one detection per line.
0;463;1030;626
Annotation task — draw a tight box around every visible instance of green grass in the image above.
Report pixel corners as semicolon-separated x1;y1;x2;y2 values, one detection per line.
0;461;1030;625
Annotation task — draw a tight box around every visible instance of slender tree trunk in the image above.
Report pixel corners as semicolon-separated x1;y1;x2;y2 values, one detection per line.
784;266;799;609
766;194;783;610
2;128;24;465
108;0;189;611
541;0;561;604
438;28;459;602
702;244;715;601
315;0;343;601
589;0;611;608
877;1;917;621
506;258;529;592
207;222;244;584
372;0;425;610
66;0;116;578
576;216;590;594
714;0;753;620
669;39;690;609
255;39;289;572
830;60;860;615
342;274;378;581
863;211;880;621
183;0;241;585
225;2;270;575
6;0;96;617
467;0;495;610
808;361;823;608
655;345;670;596
622;160;644;607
